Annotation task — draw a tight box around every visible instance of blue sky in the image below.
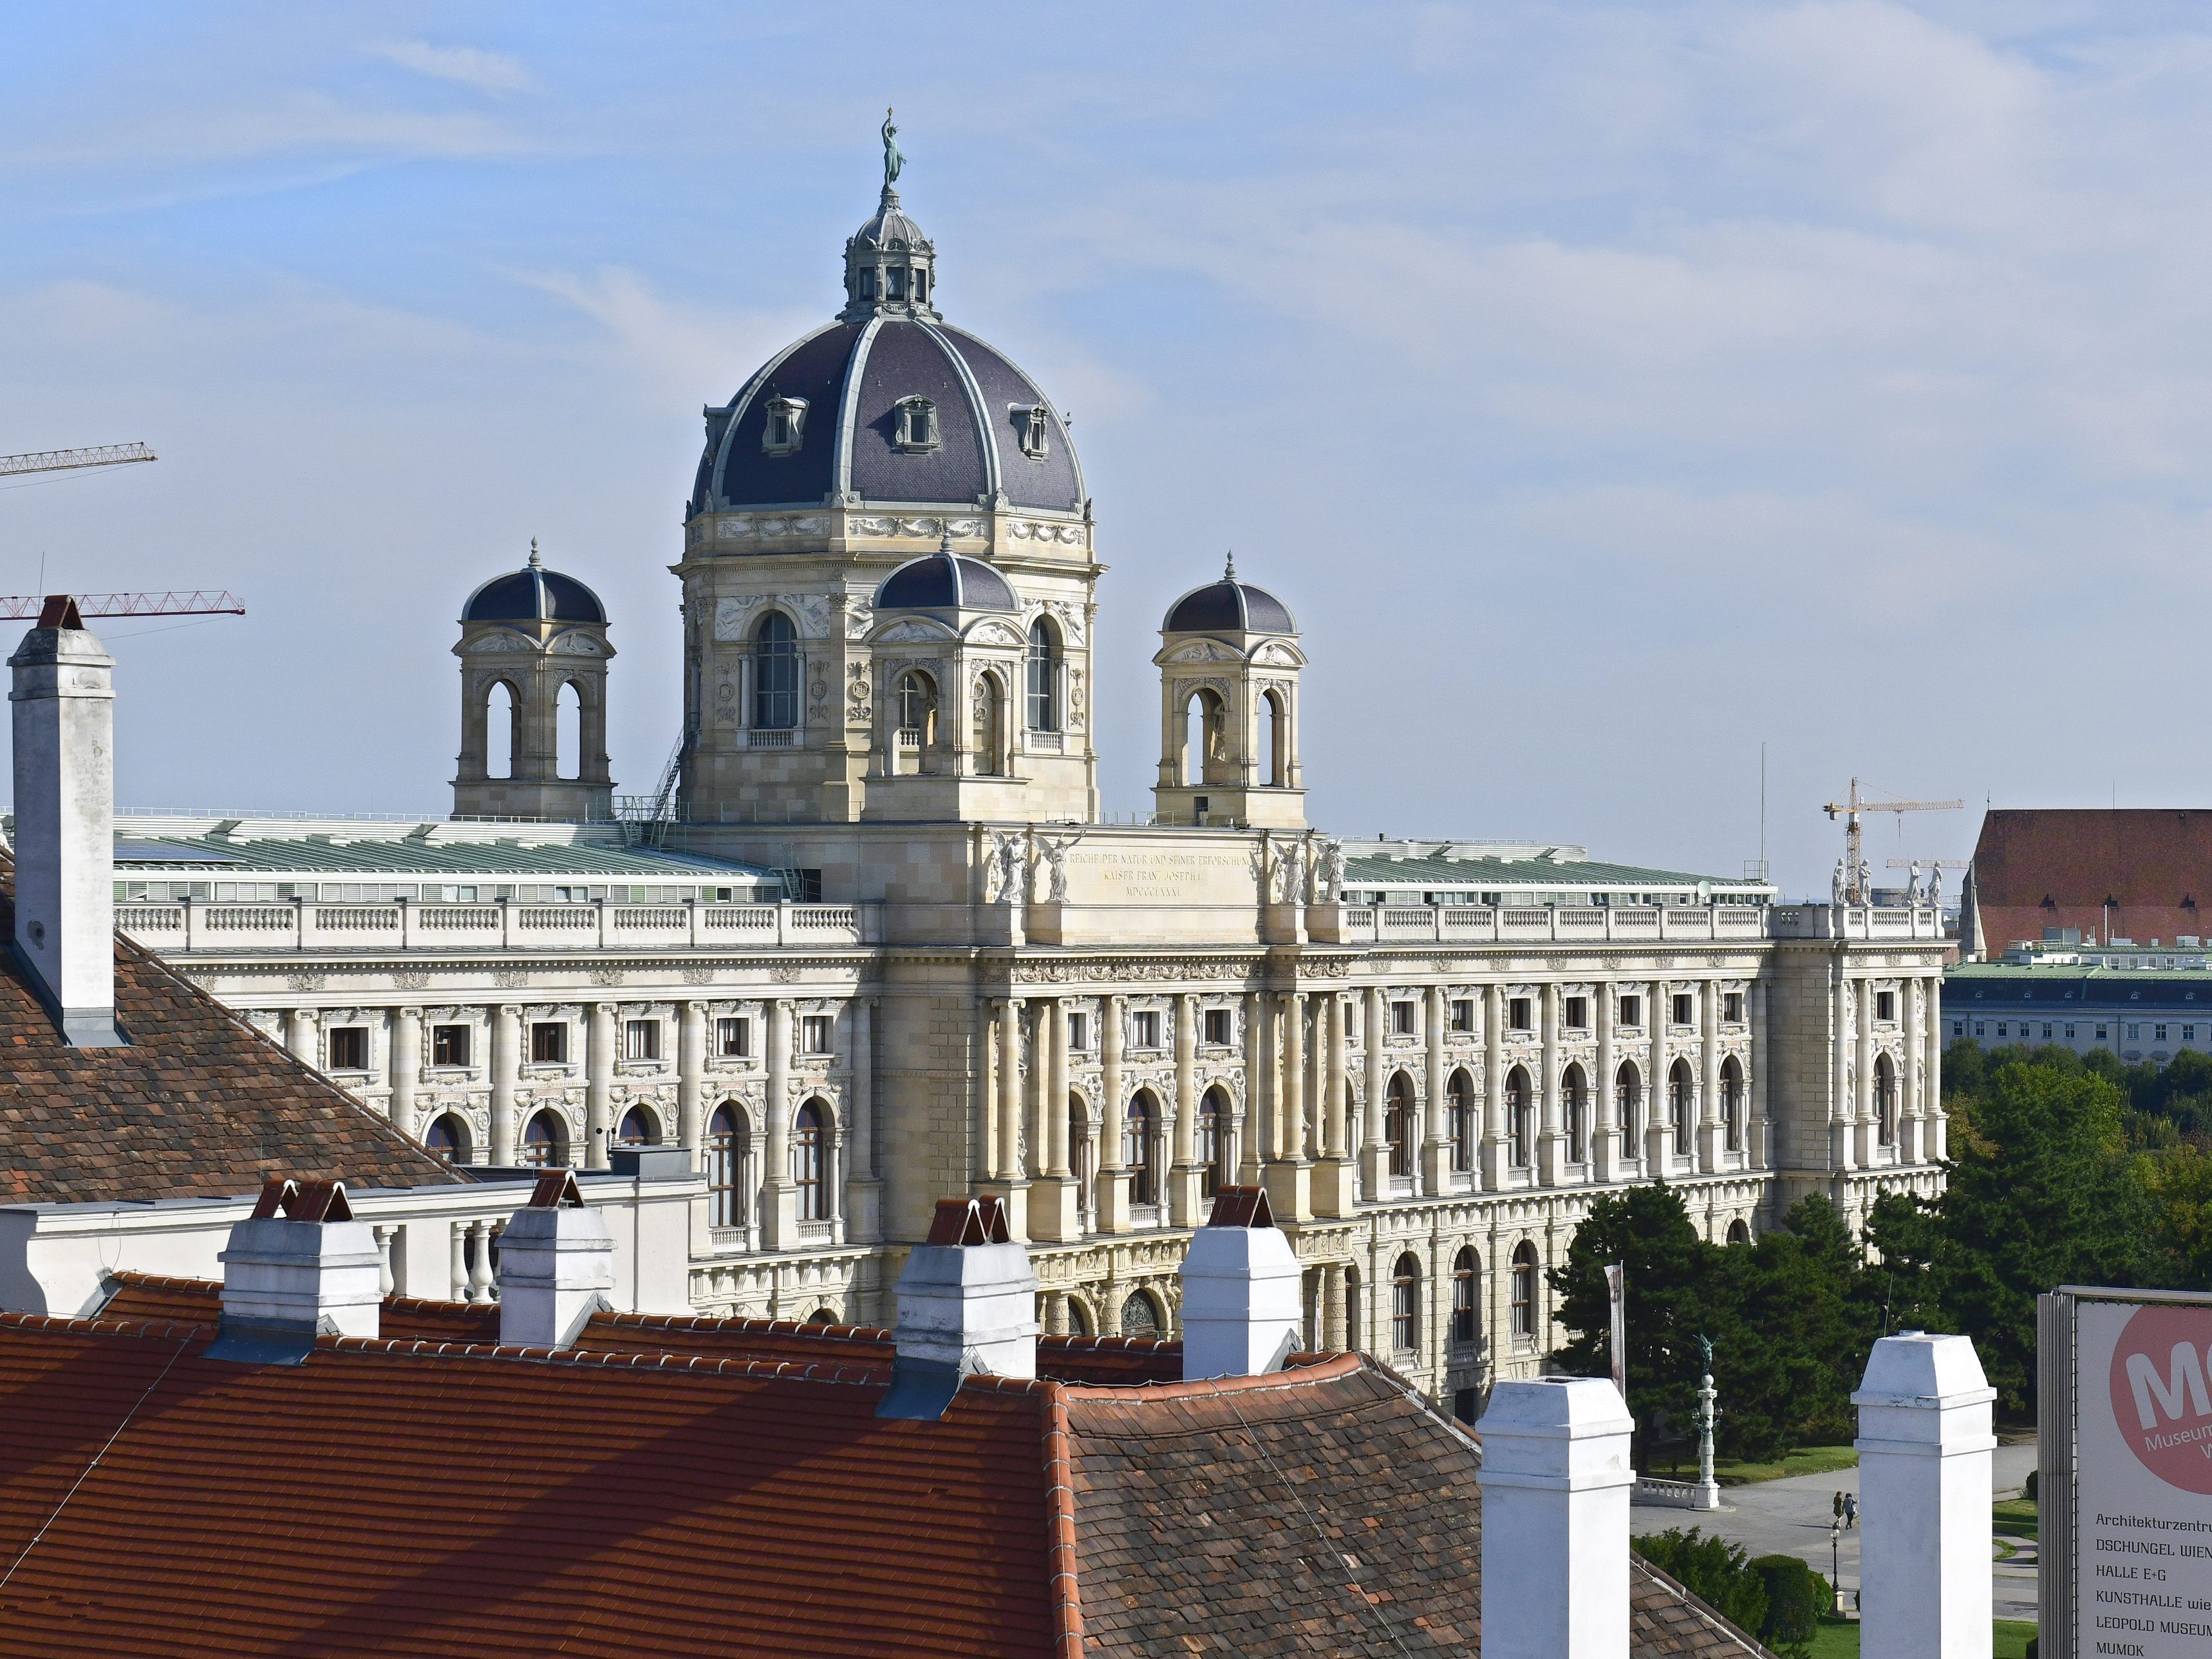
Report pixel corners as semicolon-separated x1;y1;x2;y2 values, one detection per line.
6;3;2211;894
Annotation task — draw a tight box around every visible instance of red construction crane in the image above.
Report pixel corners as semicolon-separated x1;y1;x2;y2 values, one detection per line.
0;592;244;623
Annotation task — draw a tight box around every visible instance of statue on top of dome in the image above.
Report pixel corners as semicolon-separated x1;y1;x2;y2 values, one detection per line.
881;107;904;189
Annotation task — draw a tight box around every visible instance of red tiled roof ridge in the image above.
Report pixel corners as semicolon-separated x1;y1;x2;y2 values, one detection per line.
0;1308;209;1342
1634;1558;1783;1659
1058;1347;1365;1403
590;1306;893;1342
1042;1389;1084;1659
317;1329;895;1385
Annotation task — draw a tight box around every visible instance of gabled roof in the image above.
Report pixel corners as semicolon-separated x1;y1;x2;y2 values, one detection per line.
0;1291;1767;1658
0;868;461;1204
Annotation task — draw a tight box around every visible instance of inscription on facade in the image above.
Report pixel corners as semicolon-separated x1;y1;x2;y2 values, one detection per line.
1076;849;1251;904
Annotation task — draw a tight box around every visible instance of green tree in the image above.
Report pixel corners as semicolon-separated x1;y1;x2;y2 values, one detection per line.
1632;1528;1769;1636
1713;1197;1877;1457
1749;1554;1828;1658
1548;1183;1725;1462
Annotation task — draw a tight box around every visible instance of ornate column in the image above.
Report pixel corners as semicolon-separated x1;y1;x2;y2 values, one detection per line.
1169;992;1203;1226
1647;980;1671;1170
850;997;882;1239
1855;973;1876;1167
585;1002;616;1172
1421;984;1451;1194
1537;981;1565;1183
1316;992;1352;1217
1698;979;1723;1172
1481;982;1508;1187
1360;986;1389;1197
284;1007;318;1067
1750;980;1772;1169
489;1004;520;1166
1593;984;1618;1182
677;1000;707;1152
1902;977;1924;1164
1099;993;1130;1233
1830;967;1855;1172
1924;973;1946;1162
1267;986;1313;1222
389;1008;422;1136
1036;998;1080;1241
762;998;798;1248
1321;1261;1347;1351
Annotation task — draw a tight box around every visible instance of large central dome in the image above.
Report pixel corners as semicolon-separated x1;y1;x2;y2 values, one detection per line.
688;183;1084;520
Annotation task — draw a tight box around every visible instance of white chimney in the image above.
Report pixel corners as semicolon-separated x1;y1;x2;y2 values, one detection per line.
1477;1376;1635;1659
216;1177;381;1342
498;1169;615;1349
1179;1185;1302;1380
879;1195;1037;1419
9;597;120;1046
1853;1331;1995;1659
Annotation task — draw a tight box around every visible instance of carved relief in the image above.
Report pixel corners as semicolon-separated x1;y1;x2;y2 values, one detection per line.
846;662;871;724
467;630;535;654
549;632;605;657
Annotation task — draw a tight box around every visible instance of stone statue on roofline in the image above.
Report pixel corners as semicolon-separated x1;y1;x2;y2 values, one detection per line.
1832;858;1848;906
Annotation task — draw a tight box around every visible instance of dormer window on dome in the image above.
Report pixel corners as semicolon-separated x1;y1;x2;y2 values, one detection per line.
1012;404;1051;462
762;395;807;457
895;397;941;454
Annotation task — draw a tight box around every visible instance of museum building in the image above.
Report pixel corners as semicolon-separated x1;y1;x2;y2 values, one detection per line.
104;160;1949;1413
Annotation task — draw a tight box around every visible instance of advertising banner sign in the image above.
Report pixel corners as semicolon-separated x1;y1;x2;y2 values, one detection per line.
2040;1289;2212;1659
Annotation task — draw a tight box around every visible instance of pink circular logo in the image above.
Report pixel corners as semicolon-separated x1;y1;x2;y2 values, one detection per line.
2108;1302;2212;1495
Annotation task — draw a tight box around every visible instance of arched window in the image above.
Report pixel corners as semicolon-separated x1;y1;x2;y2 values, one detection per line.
426;1112;471;1165
1385;1073;1415;1177
556;680;582;780
897;670;937;744
794;1100;829;1220
1065;1297;1093;1336
1874;1054;1897;1146
1391;1252;1420;1352
1450;1246;1479;1347
1344;1264;1361;1349
753;612;799;731
805;1307;838;1325
1262;688;1288;787
1182;688;1226;790
1447;1069;1476;1172
522;1109;568;1168
483;680;516;779
1506;1066;1533;1168
1563;1063;1588;1164
1126;1091;1159;1206
1198;1086;1231;1198
971;673;1004;776
1615;1062;1641;1148
1669;1059;1695;1156
1722;1056;1746;1152
706;1103;747;1228
1511;1241;1539;1338
1120;1290;1160;1336
1727;1218;1752;1245
617;1104;660;1146
1026;618;1059;732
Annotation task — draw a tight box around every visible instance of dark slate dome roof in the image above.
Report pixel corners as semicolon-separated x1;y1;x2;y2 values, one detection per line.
462;544;606;625
876;543;1019;612
1164;558;1295;635
689;187;1084;520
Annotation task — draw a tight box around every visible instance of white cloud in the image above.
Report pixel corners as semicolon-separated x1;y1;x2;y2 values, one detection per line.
367;40;536;97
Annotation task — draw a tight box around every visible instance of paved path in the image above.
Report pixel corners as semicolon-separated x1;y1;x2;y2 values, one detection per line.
1631;1441;2039;1622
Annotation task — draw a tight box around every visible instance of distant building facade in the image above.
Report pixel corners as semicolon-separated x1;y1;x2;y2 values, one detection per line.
1959;807;2212;959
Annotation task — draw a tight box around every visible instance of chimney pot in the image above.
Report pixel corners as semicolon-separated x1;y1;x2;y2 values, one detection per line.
1477;1376;1635;1659
879;1195;1038;1420
9;606;120;1046
1178;1186;1302;1381
214;1177;382;1354
496;1169;615;1349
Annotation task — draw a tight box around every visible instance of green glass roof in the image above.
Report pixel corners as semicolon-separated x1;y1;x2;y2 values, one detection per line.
111;834;765;879
1340;852;1761;892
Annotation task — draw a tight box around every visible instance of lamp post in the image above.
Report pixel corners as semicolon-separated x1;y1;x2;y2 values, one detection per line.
1830;1518;1843;1616
1691;1333;1720;1510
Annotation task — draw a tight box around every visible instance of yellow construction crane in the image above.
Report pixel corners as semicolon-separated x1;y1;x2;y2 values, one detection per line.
0;442;156;480
1823;778;1963;903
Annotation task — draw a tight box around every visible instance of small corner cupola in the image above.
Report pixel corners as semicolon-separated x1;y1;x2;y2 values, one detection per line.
1152;555;1309;830
460;538;608;627
8;595;122;1047
211;1176;382;1362
873;531;1019;615
496;1168;615;1351
877;1194;1038;1421
841;109;940;323
1177;1185;1304;1382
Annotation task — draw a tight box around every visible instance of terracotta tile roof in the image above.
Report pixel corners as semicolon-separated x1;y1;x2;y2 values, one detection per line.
0;867;461;1204
1970;808;2212;952
0;1308;1765;1657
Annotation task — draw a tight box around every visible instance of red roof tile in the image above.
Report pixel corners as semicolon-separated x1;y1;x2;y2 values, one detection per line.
1971;808;2212;951
0;865;462;1204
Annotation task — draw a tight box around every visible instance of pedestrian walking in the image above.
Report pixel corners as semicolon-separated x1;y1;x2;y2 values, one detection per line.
1833;1490;1844;1523
1843;1492;1857;1530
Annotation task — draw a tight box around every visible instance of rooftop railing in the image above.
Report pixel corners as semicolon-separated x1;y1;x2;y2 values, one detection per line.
117;895;880;953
